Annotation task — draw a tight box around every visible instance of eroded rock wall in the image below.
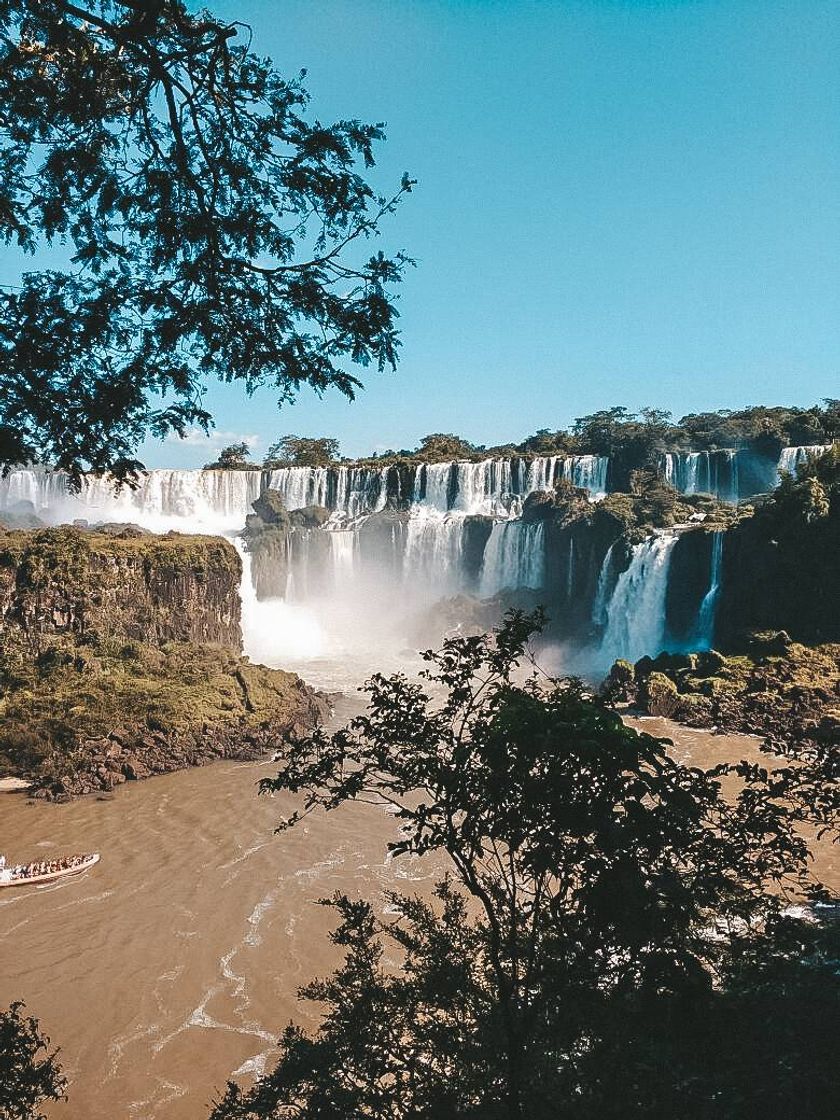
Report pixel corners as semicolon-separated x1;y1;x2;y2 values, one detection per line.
0;526;242;653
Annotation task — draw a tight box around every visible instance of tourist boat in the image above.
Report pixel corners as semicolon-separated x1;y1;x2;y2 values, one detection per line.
0;852;100;888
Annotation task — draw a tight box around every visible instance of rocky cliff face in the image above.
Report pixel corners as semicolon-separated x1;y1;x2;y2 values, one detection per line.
0;526;329;796
0;526;242;653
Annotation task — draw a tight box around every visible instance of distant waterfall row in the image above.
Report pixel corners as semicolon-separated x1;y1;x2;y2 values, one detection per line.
0;454;609;530
0;450;803;669
660;444;832;502
660;451;740;503
1;445;830;528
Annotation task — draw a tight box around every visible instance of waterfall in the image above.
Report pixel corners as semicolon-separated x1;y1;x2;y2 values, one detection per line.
0;453;612;534
1;458;720;682
777;445;831;481
566;536;575;601
403;511;467;593
591;541;618;629
660;451;740;502
599;534;678;664
0;466;263;532
559;454;609;497
694;532;723;650
478;521;545;597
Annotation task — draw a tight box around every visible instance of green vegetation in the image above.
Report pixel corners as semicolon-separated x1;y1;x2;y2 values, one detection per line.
0;636;311;785
0;526;240;588
204;443;253;471
0;1002;66;1120
714;444;840;645
263;436;341;469
0;526;243;657
203;403;837;475
0;524;322;792
207;614;839;1120
612;638;840;740
0;0;412;482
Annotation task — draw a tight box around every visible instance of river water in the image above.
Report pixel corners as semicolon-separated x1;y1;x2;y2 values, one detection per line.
1;714;837;1120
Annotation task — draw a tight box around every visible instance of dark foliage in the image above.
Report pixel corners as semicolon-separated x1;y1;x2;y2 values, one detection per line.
0;0;412;482
0;1002;66;1120
207;613;835;1120
716;444;840;643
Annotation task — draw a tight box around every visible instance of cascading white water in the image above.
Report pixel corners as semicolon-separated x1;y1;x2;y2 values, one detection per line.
0;459;721;682
599;533;678;664
0;466;263;533
559;454;609;497
478;521;545;597
591;541;619;629
694;532;723;650
777;445;831;480
403;510;468;594
660;451;739;502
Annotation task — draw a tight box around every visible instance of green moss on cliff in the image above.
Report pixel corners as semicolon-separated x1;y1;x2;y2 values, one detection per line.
0;636;325;788
0;525;240;587
606;642;840;746
0;526;243;652
0;525;326;794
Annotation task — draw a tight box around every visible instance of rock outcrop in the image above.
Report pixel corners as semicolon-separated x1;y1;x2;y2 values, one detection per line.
603;642;840;752
0;525;242;652
4;641;329;800
0;525;328;796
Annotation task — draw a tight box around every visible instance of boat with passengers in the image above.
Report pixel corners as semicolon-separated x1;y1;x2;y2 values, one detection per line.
0;852;100;887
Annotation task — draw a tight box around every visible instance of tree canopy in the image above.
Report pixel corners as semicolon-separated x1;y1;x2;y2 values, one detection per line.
204;441;251;470
264;435;340;468
207;613;837;1120
0;1002;66;1120
0;0;412;483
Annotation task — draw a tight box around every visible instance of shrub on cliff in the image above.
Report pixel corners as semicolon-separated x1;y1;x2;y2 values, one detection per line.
209;613;836;1120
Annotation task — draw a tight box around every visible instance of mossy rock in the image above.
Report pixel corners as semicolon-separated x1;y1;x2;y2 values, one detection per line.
251;489;291;527
694;649;728;677
747;630;794;657
0;637;328;788
642;672;680;718
601;659;636;703
673;693;714;728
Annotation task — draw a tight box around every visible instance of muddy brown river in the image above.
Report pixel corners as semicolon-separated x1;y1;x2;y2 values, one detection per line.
1;716;837;1120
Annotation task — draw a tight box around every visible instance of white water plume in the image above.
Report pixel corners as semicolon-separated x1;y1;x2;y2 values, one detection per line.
479;521;545;597
599;533;678;665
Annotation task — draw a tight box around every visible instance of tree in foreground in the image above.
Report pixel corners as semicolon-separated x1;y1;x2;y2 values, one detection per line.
0;1002;66;1120
209;613;838;1119
0;0;412;482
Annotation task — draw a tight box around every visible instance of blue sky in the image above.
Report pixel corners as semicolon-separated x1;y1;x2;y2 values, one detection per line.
19;1;840;465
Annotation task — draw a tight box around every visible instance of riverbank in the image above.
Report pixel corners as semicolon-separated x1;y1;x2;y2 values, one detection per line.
605;637;840;751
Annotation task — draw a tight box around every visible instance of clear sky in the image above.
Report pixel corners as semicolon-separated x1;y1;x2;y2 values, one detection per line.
40;2;840;464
